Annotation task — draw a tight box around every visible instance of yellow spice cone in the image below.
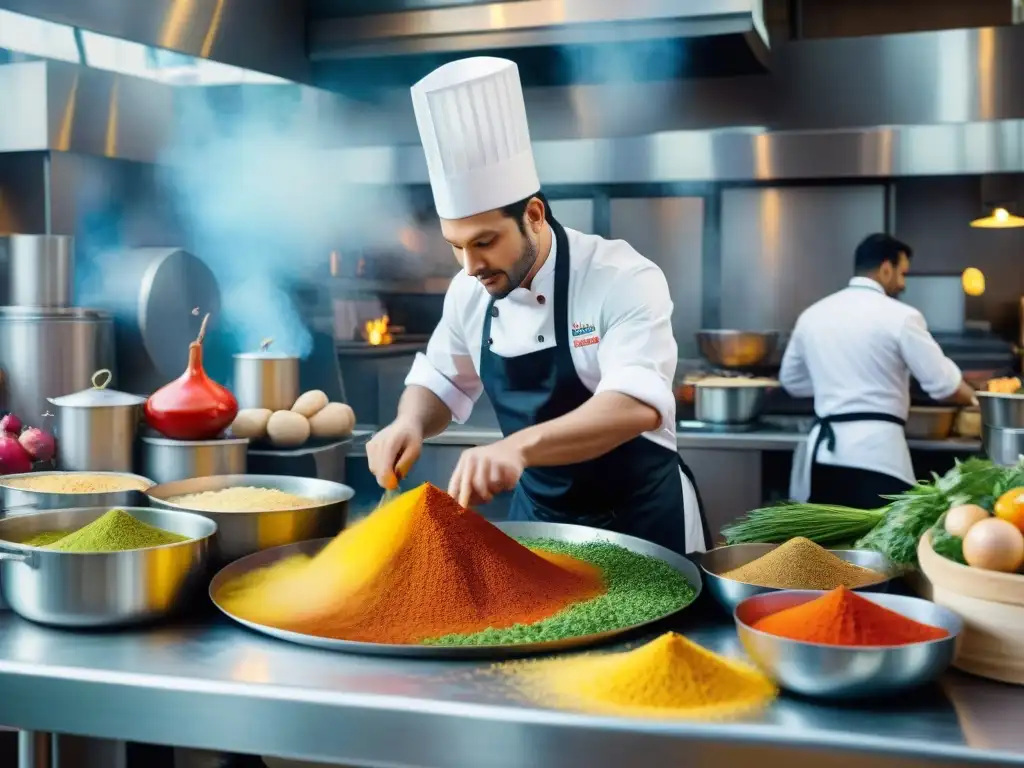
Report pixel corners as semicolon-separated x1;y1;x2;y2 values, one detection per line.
505;632;776;719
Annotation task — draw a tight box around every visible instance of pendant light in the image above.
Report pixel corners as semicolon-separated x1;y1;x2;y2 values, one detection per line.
961;267;985;296
970;207;1024;228
971;175;1024;228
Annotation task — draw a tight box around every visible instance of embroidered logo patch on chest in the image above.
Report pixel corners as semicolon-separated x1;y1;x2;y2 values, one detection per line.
571;321;600;348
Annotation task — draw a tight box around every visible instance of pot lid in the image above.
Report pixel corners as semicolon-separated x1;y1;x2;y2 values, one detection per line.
48;370;146;408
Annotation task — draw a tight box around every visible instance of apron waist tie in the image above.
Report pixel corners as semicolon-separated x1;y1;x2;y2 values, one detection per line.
812;412;907;463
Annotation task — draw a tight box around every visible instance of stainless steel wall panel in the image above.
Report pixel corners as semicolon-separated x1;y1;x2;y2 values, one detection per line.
0;0;309;83
719;186;885;331
0;63;49;152
548;199;594;233
609;197;704;357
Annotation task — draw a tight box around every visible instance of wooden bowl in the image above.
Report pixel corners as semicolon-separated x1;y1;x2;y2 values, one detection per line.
917;531;1024;685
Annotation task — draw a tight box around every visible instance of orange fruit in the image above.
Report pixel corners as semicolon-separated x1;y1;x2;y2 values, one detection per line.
994;487;1024;533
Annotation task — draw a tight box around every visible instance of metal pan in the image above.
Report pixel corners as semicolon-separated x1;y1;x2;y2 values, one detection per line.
209;521;702;658
0;506;215;627
0;471;154;516
146;474;354;564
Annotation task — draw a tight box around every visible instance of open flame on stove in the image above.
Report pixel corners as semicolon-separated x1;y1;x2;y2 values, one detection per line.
364;315;393;346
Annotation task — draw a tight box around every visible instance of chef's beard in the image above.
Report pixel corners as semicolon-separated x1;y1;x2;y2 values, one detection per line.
479;234;538;299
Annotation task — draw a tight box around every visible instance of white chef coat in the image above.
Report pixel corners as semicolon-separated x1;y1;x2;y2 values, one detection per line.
781;277;964;501
406;224;705;551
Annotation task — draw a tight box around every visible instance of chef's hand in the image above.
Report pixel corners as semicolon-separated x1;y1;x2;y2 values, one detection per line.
367;419;423;491
449;440;525;508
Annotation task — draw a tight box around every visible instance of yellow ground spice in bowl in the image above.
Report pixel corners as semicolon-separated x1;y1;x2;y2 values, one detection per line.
502;632;776;719
3;473;150;493
168;487;316;512
721;537;885;590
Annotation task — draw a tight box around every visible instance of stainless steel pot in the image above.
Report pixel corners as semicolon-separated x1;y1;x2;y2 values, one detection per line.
146;474;353;563
0;471;153;515
6;234;74;307
233;353;300;412
976;391;1024;428
0;506;215;627
0;307;114;424
141;436;249;485
48;370;146;472
695;383;773;424
982;425;1024;466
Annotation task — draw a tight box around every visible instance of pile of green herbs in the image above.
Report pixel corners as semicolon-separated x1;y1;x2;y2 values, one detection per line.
721;457;1024;569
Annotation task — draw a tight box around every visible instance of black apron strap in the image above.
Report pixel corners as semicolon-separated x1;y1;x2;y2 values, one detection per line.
811;411;908;463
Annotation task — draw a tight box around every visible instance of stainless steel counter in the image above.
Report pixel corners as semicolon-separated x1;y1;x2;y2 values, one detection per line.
410;425;982;453
0;609;1018;767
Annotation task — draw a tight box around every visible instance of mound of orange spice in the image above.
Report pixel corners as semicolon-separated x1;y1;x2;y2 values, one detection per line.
752;586;949;646
216;483;606;644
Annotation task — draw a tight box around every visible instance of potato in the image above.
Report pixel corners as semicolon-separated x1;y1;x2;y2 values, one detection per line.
266;410;311;448
230;408;272;440
308;402;355;439
291;389;328;418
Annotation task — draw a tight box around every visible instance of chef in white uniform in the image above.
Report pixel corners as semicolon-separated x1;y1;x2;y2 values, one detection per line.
366;56;709;555
782;233;977;507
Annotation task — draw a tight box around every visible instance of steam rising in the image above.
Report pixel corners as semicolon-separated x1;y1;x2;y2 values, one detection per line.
158;86;409;358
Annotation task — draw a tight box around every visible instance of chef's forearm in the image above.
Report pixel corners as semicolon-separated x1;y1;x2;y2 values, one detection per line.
946;380;979;407
507;392;661;467
396;385;454;438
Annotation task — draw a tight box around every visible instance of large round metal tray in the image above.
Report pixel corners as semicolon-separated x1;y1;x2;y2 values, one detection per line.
209;520;703;658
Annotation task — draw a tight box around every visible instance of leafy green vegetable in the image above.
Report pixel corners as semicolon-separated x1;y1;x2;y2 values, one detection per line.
720;458;1024;571
721;503;884;546
929;515;966;565
855;458;1010;567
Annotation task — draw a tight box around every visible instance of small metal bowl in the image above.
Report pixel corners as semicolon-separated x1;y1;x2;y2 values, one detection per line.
0;506;215;627
0;471;155;516
735;590;963;699
701;543;896;613
146;474;354;564
976;391;1024;428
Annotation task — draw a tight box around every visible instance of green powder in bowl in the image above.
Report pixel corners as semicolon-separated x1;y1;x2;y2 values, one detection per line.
45;509;190;553
20;531;70;548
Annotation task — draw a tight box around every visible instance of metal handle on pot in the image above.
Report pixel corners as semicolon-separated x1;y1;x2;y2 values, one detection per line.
0;544;30;564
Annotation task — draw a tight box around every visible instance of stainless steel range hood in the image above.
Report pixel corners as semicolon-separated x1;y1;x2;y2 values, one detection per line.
0;0;309;82
308;0;770;91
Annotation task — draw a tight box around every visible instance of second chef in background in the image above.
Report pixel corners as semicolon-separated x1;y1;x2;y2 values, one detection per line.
781;233;978;508
367;56;710;555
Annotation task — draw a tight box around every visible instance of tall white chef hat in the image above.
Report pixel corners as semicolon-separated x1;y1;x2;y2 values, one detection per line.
411;57;540;220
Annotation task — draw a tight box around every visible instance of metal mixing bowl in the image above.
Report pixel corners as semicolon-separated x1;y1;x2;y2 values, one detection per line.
976;391;1024;428
146;474;354;563
696;330;780;369
701;543;896;613
0;506;215;627
0;471;154;516
735;590;963;699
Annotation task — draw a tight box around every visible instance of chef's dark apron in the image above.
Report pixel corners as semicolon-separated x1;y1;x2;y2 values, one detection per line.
479;216;711;555
808;412;913;508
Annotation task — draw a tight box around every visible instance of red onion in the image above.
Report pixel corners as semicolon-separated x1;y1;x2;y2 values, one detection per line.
0;413;22;435
144;313;238;440
19;428;55;462
0;436;32;474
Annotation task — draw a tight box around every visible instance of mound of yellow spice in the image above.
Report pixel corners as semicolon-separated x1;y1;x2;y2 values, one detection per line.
216;483;605;644
503;632;776;719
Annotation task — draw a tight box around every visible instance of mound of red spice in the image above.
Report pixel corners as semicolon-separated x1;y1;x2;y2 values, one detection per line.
751;586;949;647
225;483;606;644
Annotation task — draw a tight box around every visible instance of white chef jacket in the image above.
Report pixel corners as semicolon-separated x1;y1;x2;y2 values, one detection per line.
781;277;964;501
406;225;705;551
